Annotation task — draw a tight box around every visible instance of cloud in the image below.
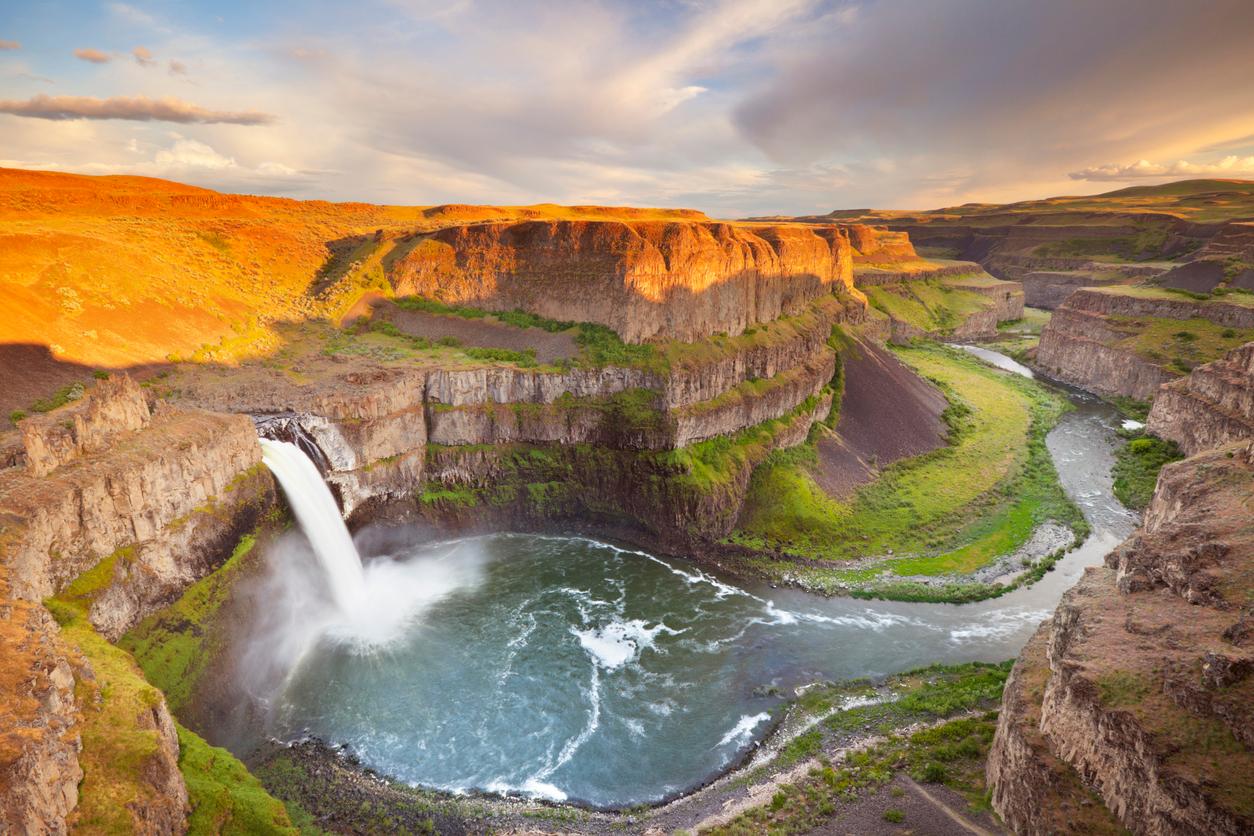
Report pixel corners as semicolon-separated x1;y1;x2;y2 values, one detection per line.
730;0;1254;205
154;137;236;169
133;45;156;67
1071;156;1254;181
74;48;112;64
0;40;19;50
110;3;160;29
168;59;188;75
0;95;275;125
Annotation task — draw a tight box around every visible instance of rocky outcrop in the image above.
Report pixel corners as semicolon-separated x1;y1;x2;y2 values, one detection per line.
852;259;984;287
1035;307;1177;399
988;441;1254;835
0;591;82;835
0;400;269;639
847;224;915;263
176;294;858;517
421;391;833;546
19;376;150;478
1019;269;1146;309
1036;289;1254;400
386;220;856;343
1146;341;1254;456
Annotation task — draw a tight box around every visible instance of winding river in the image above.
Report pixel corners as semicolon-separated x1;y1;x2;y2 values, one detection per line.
247;349;1137;809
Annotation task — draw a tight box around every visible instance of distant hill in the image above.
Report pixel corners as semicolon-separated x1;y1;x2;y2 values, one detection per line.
807;178;1254;225
0;167;708;369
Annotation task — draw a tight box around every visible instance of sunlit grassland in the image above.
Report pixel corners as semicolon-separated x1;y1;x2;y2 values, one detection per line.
728;344;1084;597
864;281;993;334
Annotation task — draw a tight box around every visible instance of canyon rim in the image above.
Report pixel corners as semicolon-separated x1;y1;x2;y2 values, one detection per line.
3;2;1254;834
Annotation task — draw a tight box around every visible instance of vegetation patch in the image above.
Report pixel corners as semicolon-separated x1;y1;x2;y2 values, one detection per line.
1112;433;1183;510
864;280;991;334
728;344;1084;600
120;534;259;712
709;662;1011;835
178;725;298;835
1101;311;1254;375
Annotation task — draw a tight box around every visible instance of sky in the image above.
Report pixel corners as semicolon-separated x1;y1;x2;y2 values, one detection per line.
2;0;1254;217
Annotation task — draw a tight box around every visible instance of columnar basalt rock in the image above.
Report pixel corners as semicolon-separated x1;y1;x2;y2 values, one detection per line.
386;220;857;343
988;441;1254;835
0;405;267;636
19;375;151;478
0;588;83;836
1146;341;1254;456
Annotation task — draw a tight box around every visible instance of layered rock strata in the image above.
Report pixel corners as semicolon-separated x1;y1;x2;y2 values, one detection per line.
1034;288;1254;400
0;376;270;834
1;386;269;638
179;294;857;517
988;441;1254;835
386;220;858;343
0;589;82;835
1147;341;1254;455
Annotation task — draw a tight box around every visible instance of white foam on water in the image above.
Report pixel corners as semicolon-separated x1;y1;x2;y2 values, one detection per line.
948;609;1050;642
764;600;933;632
482;779;569;803
717;712;771;748
1122;419;1145;431
573;619;681;670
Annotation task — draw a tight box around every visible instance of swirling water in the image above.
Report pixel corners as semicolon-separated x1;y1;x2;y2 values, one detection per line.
253;352;1137;809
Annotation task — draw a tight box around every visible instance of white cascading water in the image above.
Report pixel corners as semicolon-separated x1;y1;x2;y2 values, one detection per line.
259;438;367;613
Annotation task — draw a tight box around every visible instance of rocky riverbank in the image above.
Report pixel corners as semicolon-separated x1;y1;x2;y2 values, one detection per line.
987;438;1254;834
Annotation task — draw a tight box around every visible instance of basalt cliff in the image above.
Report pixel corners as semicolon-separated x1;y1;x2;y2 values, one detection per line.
1034;288;1254;400
386;220;858;343
987;348;1254;835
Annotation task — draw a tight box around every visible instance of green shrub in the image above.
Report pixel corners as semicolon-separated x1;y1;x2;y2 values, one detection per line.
883;808;905;823
1113;433;1183;509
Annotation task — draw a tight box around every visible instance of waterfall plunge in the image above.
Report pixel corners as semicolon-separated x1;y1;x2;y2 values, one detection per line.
254;438;489;655
260;438;367;613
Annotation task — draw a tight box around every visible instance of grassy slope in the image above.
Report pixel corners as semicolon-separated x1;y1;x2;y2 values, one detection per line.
708;662;1012;835
729;344;1085;599
864;280;992;334
44;527;297;835
120;533;259;712
1112;433;1183;510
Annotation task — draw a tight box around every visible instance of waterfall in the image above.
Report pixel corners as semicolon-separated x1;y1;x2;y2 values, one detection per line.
260;438;367;613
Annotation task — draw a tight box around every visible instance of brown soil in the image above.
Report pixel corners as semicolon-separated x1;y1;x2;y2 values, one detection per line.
365;298;579;363
814;337;947;498
0;344;94;427
807;775;1006;836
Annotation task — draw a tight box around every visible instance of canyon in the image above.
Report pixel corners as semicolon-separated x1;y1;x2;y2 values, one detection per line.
2;170;1253;835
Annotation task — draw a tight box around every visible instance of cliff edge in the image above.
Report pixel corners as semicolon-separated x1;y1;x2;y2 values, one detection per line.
987;440;1254;834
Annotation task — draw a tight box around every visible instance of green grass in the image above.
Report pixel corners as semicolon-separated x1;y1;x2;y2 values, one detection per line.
391;295;660;369
1112;434;1183;510
864;281;991;334
120;534;258;712
50;526;299;835
728;344;1084;598
178;725;298;834
708;662;1011;835
1107;315;1254;373
417;485;480;508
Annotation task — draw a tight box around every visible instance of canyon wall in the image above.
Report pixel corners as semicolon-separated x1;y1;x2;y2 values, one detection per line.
0;375;274;834
1034;289;1254;400
988;440;1254;835
179;293;858;519
385;220;857;343
1147;342;1254;455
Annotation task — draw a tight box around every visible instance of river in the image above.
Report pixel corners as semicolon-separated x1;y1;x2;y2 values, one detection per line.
250;349;1137;809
